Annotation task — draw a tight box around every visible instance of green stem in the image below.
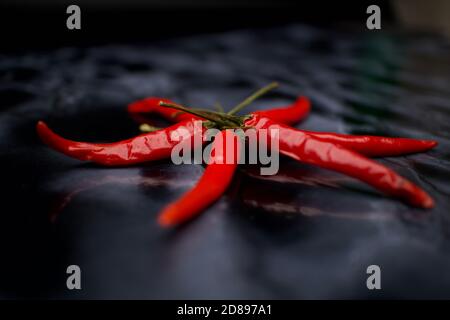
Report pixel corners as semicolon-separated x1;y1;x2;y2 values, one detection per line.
159;101;241;127
159;101;216;121
214;102;225;113
227;82;279;115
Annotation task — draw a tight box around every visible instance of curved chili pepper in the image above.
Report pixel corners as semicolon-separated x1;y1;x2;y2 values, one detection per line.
302;132;437;157
128;96;310;125
251;96;310;125
158;130;241;226
36;120;206;166
244;114;434;208
128;97;202;122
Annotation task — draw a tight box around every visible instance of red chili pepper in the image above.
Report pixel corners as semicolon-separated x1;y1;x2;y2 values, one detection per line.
128;97;201;122
244;114;434;208
158;130;241;227
36;119;206;166
251;96;310;125
128;96;310;125
301;131;437;157
37;86;439;227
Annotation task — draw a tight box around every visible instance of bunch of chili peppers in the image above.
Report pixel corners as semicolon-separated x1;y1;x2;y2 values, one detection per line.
37;83;437;227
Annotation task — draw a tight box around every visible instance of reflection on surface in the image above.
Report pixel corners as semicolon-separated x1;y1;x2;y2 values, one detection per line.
49;158;421;224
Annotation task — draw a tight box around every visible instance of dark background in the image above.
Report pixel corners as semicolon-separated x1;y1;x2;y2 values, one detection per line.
1;1;450;299
0;1;395;51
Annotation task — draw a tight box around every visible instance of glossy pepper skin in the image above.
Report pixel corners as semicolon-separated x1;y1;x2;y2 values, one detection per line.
128;96;311;126
158;130;241;227
244;114;434;208
36;119;206;166
304;131;437;157
251;96;310;126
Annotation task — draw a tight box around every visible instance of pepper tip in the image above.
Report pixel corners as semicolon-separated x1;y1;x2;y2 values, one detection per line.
428;140;438;148
157;211;176;228
422;196;435;209
36;120;48;135
414;190;435;209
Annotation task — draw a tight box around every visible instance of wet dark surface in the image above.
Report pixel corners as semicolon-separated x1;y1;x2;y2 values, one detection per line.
1;25;450;299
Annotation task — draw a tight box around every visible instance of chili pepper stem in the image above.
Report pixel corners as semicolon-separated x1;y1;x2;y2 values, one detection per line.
214;102;225;112
160;101;242;128
227;82;279;115
160;101;222;122
159;82;280;129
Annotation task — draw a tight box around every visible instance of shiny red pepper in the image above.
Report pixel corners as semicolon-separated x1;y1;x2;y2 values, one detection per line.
36;119;206;166
244;114;434;208
251;96;310;125
158;130;241;226
301;131;437;157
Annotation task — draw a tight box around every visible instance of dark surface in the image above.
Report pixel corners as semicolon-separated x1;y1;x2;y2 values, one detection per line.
1;25;450;299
